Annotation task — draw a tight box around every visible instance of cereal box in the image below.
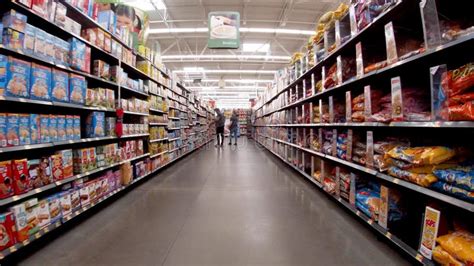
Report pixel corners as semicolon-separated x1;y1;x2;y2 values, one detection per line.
2;10;27;33
85;88;96;106
106;89;115;108
0;212;16;251
54;2;67;29
50;154;63;181
73;148;88;174
54;39;70;67
0;55;6;96
36;199;50;228
82;28;97;46
28;159;42;189
18;114;30;145
6;113;19;147
44;33;55;61
51;69;68;102
2;28;24;51
105;117;116;137
86;112;105;138
39;114;49;143
93;60;110;80
97;28;105;49
86;181;96;202
79;186;89;206
65;115;74;140
88;147;97;170
35;157;52;187
23;24;35;54
56;115;66;142
25;198;38;235
34;28;46;59
47;195;61;223
69;74;86;104
97;88;106;107
0;160;14;199
29;114;40;144
73;115;81;140
30;63;51;101
104;32;111;53
5;57;31;98
14;0;32;8
31;0;49;19
56;149;72;178
12;159;30;194
49;115;58;142
110;66;121;83
100;177;108;196
97;10;114;32
0;113;7;148
11;201;29;241
94;180;102;200
69;38;89;73
59;191;72;218
70;188;80;211
64;17;81;36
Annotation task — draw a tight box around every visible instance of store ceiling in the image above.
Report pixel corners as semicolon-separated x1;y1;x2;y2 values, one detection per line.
145;0;339;107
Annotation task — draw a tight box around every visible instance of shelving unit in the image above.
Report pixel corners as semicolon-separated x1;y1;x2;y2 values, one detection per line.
252;1;474;265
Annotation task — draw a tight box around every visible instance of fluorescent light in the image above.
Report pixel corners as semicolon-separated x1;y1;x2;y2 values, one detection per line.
123;0;166;11
161;54;289;61
175;69;276;74
184;79;273;83
149;27;314;35
242;43;270;53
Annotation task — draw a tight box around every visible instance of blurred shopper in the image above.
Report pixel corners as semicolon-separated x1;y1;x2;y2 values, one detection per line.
215;108;225;147
228;110;239;145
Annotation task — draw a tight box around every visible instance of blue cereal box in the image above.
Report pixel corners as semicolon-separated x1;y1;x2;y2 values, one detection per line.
73;115;80;140
69;74;86;104
47;195;62;224
51;69;68;102
65;115;74;140
86;112;105;138
49;115;58;142
30;63;51;101
69;38;87;72
5;57;30;98
97;11;114;32
39;114;49;143
57;115;66;142
23;24;35;55
2;10;27;33
0;54;6;96
44;33;55;62
18;114;30;145
34;28;46;59
54;38;69;67
0;113;6;148
29;114;40;144
6;113;19;147
2;28;25;51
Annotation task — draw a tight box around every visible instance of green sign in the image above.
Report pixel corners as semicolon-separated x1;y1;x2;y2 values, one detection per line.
208;12;240;49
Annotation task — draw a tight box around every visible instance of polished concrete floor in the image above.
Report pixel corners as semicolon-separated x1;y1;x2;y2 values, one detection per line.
19;138;409;266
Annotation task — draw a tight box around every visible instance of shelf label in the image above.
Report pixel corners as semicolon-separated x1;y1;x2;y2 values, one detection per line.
345;91;352;122
356;42;364;78
332;129;337;157
385;22;398;65
420;0;442;49
364;85;372;119
366;131;374;168
378;185;389;229
391;77;403;121
349;5;357;36
347;129;353;161
336;56;343;85
329;96;334;123
335;167;341;199
419;206;441;260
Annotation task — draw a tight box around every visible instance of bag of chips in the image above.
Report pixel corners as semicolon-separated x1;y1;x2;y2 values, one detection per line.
387;167;438;187
386;146;456;166
432;181;474;202
436;231;474;264
433;245;463;266
434;167;474;191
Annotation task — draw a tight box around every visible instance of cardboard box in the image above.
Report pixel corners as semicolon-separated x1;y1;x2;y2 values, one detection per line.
34;28;46;59
57;115;66;142
30;63;51;101
88;147;97;170
6;113;19;147
0;212;17;251
2;9;27;32
69;74;86;104
59;191;72;217
73;115;81;140
36;199;50;228
54;2;67;28
50;154;63;181
39;115;49;143
28;159;42;189
70;189;80;211
5;57;31;98
69;38;88;72
29;114;40;145
0;55;6;96
93;60;110;80
47;195;61;223
79;186;89;206
65;115;74;140
18;114;30;145
31;0;49;19
54;38;70;67
23;24;35;54
11;201;29;241
73;148;88;174
49;115;58;142
0;114;7;148
56;149;73;178
12;158;30;195
14;0;32;8
44;33;55;61
86;112;105;138
2;27;25;51
0;160;14;199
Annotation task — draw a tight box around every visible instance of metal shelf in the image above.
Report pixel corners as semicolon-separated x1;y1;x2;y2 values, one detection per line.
150;138;168;143
123;111;149;116
149;108;168;114
121;133;150;139
149;122;169;126
150;150;168;158
120;86;149;97
256;121;474;128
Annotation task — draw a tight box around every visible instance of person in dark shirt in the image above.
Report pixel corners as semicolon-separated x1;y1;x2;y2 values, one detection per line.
214;108;225;147
228;110;239;145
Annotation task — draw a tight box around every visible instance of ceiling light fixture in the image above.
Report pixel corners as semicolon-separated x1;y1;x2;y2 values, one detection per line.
188;86;266;90
149;27;314;35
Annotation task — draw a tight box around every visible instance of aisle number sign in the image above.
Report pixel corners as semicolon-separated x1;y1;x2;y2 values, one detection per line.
208;12;240;49
419;207;441;259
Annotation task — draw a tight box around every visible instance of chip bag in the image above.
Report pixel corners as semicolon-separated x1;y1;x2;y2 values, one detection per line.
386;146;456;166
442;62;474;97
436;231;474;265
433;167;474;191
387;167;438;187
433;245;463;266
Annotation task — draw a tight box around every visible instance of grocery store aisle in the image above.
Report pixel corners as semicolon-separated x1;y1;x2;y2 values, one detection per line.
19;138;408;266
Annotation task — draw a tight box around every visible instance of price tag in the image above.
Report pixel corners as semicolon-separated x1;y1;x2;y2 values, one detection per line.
44;227;49;233
23;239;30;245
419;207;441;259
366;131;374;168
391;77;403;121
329;96;334;123
332;129;337;157
368;219;374;225
336;56;343;85
345;91;352;122
9;246;17;252
385;22;398;65
35;232;41;239
364;85;372;119
378;186;389;229
347;129;353;161
356;42;364;78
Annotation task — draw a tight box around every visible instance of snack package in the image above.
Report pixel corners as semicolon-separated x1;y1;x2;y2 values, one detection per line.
88;147;97;170
29;114;40;144
11;200;34;241
0;114;6;148
50;154;63;181
39;114;49;143
65;115;74;140
86;112;105;138
59;191;72;218
2;10;27;32
0;160;14;199
6;113;19;147
436;231;474;264
433;168;474;192
432;181;474;202
79;185;90;206
31;0;49;19
23;24;35;54
49;115;58;142
433;245;463;266
73;115;81;140
93;60;110;80
69;74;86;104
44;33;55;61
57;115;66;141
442;63;474;97
36;199;50;228
29;63;51;101
47;195;61;224
54;2;67;28
387;166;438;187
12;159;30;194
5;57;31;98
73;148;88;174
56;149;73;178
0;212;17;251
386;146;456;166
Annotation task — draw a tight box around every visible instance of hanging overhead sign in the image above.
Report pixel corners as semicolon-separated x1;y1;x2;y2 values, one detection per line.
208;12;240;49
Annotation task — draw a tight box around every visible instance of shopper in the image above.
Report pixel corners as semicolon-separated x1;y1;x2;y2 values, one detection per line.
228;110;239;145
214;108;225;147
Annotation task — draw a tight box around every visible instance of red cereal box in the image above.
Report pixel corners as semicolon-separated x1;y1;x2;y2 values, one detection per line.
12;159;31;195
0;161;14;199
50;154;63;181
0;212;17;251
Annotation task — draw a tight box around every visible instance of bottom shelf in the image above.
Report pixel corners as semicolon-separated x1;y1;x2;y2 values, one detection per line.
0;138;214;260
255;139;432;266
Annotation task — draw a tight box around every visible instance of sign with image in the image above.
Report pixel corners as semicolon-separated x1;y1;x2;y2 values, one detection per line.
208;12;240;49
